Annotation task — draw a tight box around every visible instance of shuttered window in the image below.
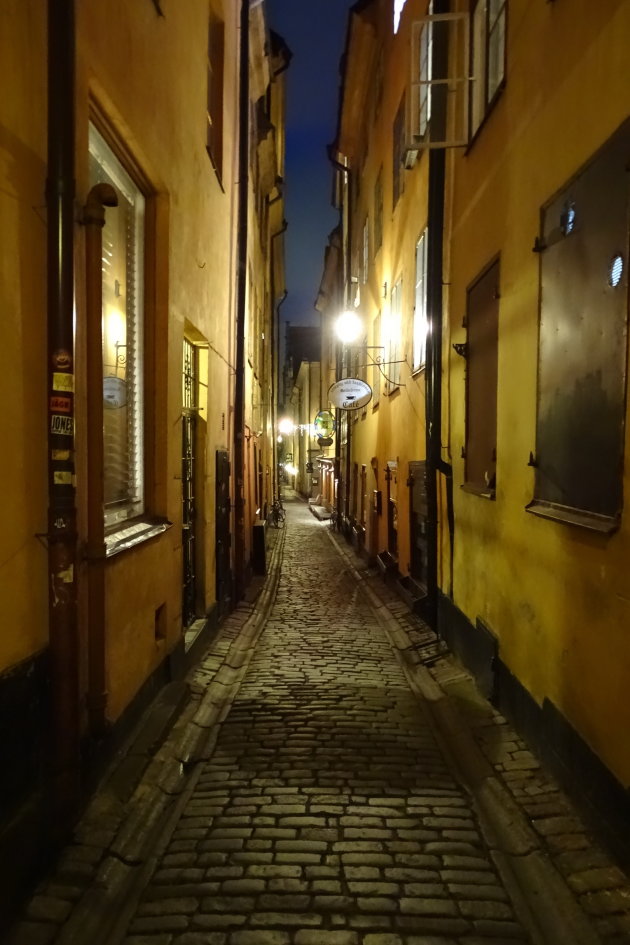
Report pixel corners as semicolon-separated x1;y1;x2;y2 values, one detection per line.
465;258;499;495
89;125;146;528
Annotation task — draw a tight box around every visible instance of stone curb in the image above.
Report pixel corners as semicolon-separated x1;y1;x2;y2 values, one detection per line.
324;523;603;945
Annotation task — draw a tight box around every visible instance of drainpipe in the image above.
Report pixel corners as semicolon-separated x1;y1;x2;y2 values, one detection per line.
46;0;80;823
82;183;118;736
327;151;352;532
424;0;453;632
233;0;249;600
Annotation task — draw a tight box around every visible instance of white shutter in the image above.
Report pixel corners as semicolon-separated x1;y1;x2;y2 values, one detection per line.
406;12;471;163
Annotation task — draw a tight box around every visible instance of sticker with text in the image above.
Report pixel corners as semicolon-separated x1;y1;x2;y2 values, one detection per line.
51;415;74;436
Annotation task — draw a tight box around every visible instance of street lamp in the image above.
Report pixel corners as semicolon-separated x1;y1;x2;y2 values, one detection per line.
334;310;363;345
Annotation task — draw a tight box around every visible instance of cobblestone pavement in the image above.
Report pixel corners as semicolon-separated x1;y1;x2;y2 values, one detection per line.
9;494;630;945
122;496;532;945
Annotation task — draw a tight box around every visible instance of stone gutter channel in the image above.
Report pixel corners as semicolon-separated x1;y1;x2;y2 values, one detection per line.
11;515;630;945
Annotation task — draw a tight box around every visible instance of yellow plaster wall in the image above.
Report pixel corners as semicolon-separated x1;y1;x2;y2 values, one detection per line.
0;1;49;670
446;0;630;785
74;0;240;722
345;0;430;569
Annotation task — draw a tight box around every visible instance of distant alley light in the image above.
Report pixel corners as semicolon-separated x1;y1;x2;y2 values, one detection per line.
334;310;363;345
278;417;294;435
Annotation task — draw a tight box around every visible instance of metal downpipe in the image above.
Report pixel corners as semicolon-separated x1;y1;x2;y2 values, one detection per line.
233;0;250;600
46;0;80;825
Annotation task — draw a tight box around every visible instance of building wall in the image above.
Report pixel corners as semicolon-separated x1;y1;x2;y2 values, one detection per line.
329;0;630;853
444;0;630;789
332;0;430;569
0;0;285;915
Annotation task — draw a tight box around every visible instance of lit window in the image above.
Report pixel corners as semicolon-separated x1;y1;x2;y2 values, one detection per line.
413;229;428;370
89;125;146;528
471;0;507;136
393;0;408;33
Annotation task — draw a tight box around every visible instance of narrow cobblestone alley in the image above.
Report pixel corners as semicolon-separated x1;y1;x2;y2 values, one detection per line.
123;498;530;945
9;495;630;945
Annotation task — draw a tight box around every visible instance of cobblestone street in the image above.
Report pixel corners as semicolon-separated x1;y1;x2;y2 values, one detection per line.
9;495;630;945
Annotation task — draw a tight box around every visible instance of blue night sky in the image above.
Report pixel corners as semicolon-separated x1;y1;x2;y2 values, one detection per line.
266;0;354;327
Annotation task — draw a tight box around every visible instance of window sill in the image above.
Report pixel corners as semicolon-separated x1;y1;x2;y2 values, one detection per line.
525;500;619;535
105;516;173;558
461;482;495;501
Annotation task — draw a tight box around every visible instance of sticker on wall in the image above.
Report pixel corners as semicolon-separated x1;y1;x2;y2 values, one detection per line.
52;372;74;392
51;415;74;436
52;349;72;371
50;395;72;413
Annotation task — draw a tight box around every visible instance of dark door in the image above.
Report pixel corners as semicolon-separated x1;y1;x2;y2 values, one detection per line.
408;460;428;587
216;449;232;617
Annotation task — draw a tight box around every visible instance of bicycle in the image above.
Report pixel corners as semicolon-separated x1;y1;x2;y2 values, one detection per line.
267;498;286;527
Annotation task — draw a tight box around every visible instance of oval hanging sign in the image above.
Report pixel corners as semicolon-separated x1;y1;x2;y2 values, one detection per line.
328;378;372;410
313;409;336;438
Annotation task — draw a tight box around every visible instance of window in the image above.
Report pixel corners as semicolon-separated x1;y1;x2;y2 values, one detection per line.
471;0;506;136
207;9;225;177
413;228;428;371
374;168;383;253
465;258;499;496
387;278;403;392
89;125;146;528
362;218;369;284
393;94;406;207
530;119;630;530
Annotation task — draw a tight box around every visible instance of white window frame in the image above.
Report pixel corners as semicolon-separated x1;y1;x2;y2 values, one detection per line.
89;124;146;529
413;228;428;371
407;12;470;158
